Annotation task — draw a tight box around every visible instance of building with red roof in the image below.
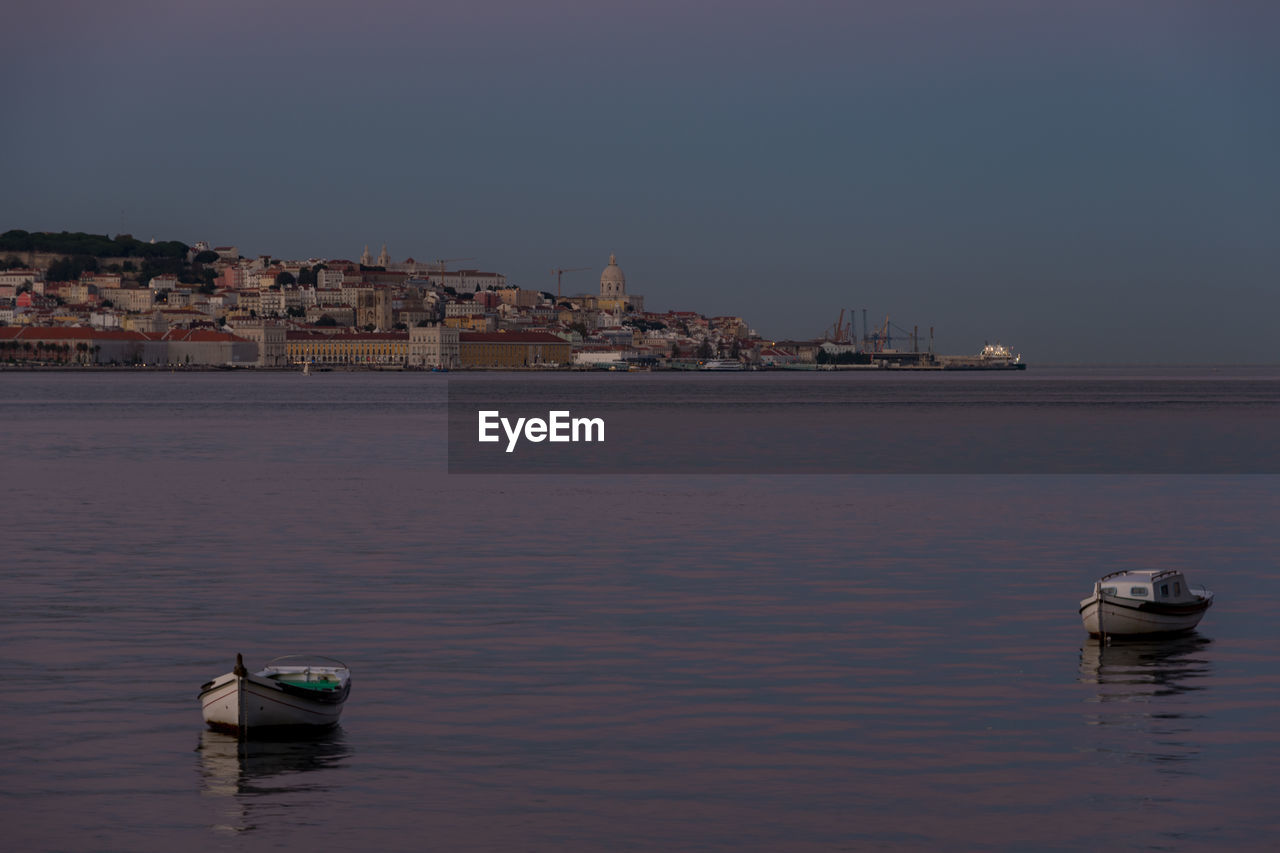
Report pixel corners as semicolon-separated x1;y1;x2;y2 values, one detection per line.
459;330;570;368
0;325;255;365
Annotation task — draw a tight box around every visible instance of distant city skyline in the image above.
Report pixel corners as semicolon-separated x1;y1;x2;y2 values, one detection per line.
5;1;1278;362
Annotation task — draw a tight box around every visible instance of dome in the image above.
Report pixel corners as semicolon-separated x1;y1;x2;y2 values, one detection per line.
600;253;626;298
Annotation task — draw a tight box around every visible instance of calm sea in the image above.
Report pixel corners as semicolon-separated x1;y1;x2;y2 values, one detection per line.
2;368;1278;851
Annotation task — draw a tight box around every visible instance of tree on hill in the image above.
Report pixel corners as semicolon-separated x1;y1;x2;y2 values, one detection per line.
0;229;188;259
47;256;99;281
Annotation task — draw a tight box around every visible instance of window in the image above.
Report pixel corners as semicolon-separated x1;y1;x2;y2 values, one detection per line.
1130;587;1148;597
1102;586;1118;595
1161;584;1169;597
1174;582;1181;595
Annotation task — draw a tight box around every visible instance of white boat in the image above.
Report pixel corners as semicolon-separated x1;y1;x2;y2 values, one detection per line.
199;654;351;735
699;359;744;371
1079;570;1213;637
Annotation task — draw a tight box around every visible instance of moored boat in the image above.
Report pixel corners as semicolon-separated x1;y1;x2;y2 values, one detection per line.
1079;570;1213;637
199;654;351;735
699;359;744;371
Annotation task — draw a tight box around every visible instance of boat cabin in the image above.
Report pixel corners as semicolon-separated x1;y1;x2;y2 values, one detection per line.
1097;569;1196;603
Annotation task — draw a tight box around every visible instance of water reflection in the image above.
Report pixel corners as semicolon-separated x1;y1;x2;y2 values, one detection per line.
196;728;351;834
1079;633;1213;695
1079;634;1213;769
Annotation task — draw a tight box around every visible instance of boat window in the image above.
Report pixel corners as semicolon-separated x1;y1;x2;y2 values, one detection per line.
1160;584;1169;597
1175;582;1181;595
1130;587;1148;597
1102;586;1118;595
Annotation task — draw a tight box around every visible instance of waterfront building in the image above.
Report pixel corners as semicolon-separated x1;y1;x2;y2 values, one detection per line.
234;322;287;367
0;325;254;366
160;328;258;365
408;324;460;368
458;330;570;368
285;330;409;365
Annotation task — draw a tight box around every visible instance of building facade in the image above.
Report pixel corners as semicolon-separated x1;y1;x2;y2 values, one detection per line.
458;331;571;368
408;324;460;368
285;330;409;365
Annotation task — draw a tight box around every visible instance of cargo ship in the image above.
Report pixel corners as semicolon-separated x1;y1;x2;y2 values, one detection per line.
938;343;1026;370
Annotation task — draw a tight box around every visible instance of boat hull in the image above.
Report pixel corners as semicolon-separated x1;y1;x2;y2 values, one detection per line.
199;672;349;735
1080;594;1212;637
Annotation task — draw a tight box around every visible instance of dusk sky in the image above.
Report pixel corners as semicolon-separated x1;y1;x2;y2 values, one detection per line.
6;0;1278;361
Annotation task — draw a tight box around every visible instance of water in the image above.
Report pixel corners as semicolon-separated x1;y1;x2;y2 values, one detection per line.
2;368;1278;851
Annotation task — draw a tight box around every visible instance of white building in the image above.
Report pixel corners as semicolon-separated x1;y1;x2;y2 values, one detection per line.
317;268;346;289
596;254;643;313
408;324;460;368
233;322;287;367
0;269;43;288
434;270;507;294
110;288;156;312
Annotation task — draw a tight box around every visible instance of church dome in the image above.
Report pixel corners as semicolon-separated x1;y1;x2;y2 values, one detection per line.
600;253;626;298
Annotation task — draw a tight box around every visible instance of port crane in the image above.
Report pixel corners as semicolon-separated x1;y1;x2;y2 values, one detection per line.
862;315;930;353
825;308;857;343
551;265;590;299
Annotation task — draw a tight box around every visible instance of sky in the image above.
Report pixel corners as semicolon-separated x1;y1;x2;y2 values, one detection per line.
4;0;1278;362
